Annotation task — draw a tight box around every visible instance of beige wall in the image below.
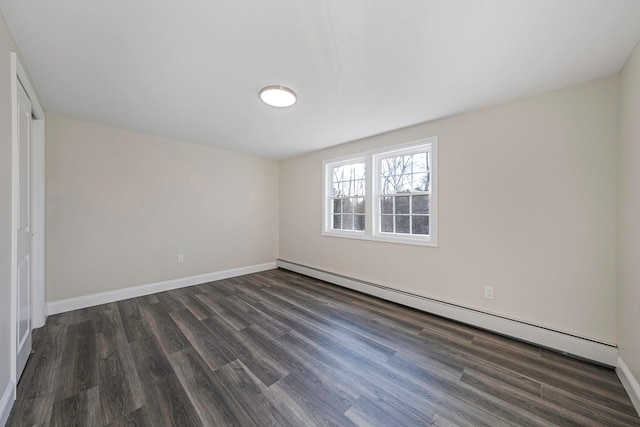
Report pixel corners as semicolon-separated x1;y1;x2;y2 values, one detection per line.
46;114;279;301
0;9;17;403
618;41;640;382
280;76;619;344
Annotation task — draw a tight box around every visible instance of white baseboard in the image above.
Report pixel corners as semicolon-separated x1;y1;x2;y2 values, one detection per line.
617;356;640;416
0;380;15;427
47;262;277;315
276;259;619;367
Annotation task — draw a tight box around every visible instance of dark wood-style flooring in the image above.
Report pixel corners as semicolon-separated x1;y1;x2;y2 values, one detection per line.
7;269;640;426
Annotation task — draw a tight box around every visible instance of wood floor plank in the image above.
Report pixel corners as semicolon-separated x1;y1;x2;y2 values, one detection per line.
212;359;281;427
266;378;328;427
241;324;357;412
271;374;359;427
275;328;372;400
422;330;634;414
168;347;243;426
460;367;600;426
276;329;449;425
139;302;191;356
538;346;627;389
6;395;53;427
201;315;289;387
116;298;149;343
97;330;145;424
8;268;640;426
471;334;623;396
320;325;528;426
94;303;126;338
171;288;217;320
50;386;100;426
276;275;427;335
457;356;542;398
196;279;237;298
386;352;553;426
276;310;532;426
345;394;432;427
55;319;98;401
12;318;65;401
251;287;398;364
129;327;202;427
155;290;186;313
170;309;236;371
254;315;291;337
540;383;640;426
104;406;153;427
194;293;256;330
136;293;160;307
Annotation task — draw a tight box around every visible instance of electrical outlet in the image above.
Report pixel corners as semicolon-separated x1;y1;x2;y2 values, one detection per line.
484;286;494;300
177;254;184;264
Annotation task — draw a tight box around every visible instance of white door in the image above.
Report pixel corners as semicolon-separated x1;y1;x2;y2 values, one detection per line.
16;80;32;380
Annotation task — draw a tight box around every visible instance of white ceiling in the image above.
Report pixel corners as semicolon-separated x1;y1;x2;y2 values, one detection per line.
1;1;640;159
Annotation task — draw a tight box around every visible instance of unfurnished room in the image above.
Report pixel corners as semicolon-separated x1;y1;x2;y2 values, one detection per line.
1;1;640;426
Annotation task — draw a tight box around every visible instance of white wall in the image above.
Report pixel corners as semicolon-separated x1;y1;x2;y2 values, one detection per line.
0;8;17;416
46;114;279;302
280;76;618;344
618;41;640;385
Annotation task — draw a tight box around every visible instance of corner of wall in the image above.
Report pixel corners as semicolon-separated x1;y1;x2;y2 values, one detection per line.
616;37;640;415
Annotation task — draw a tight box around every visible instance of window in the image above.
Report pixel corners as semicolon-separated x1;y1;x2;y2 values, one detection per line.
323;137;437;246
329;161;366;231
377;148;431;236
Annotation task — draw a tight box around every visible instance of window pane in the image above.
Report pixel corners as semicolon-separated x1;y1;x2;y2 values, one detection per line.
336;163;364;181
380;153;429;195
333;182;342;197
333;199;342;214
343;198;353;214
333;163;365;197
396;175;412;193
333;214;341;229
334;163;365;181
396;196;410;214
381;215;393;232
420;171;430;191
412;173;428;191
342;178;364;196
380;173;399;194
405;155;415;174
412;152;427;173
342;214;353;230
384;155;410;176
412;195;429;214
396;215;410;233
381;196;393;214
354;197;365;214
354;214;365;231
412;215;429;235
380;157;395;176
380;157;411;193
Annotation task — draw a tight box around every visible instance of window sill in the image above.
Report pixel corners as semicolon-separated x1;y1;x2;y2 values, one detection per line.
322;230;437;247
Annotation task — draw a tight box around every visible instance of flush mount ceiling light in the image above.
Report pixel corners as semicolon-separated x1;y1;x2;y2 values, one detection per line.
259;85;297;107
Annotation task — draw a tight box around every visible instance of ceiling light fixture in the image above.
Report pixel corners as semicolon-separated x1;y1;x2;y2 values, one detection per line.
259;85;297;107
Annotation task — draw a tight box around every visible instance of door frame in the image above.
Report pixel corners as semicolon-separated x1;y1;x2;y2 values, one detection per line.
10;52;45;389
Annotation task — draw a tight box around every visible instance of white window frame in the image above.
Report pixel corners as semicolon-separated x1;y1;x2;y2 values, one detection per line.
324;157;367;234
322;137;438;247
